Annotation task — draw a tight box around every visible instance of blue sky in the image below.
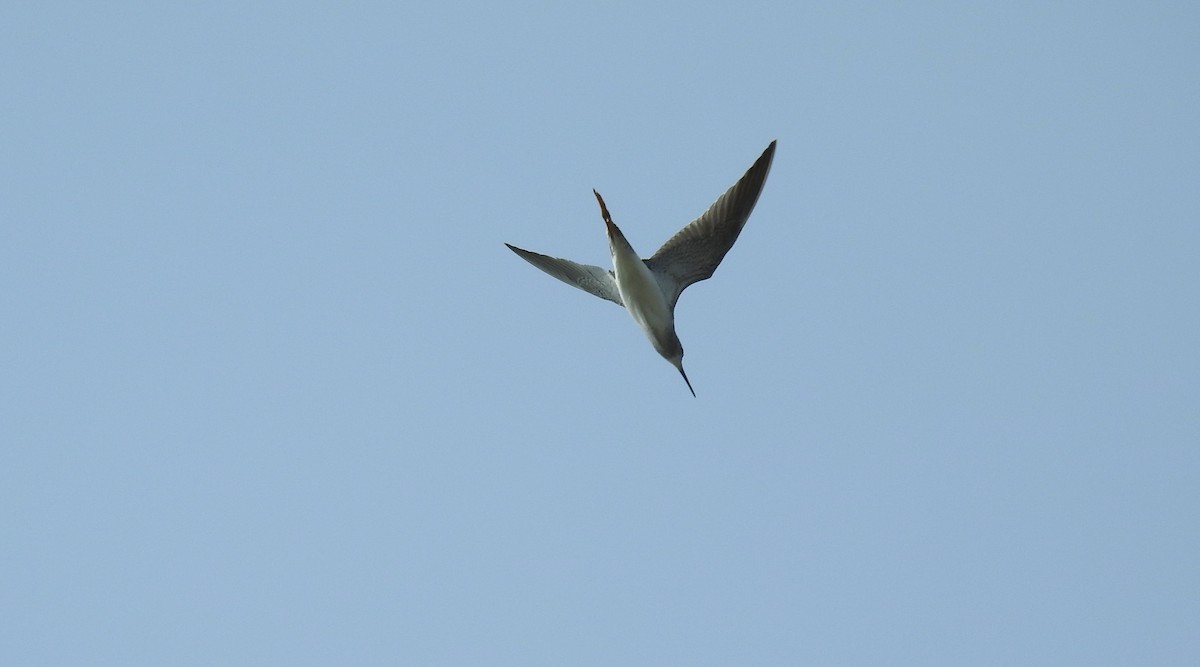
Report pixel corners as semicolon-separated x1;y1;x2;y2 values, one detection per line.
2;2;1197;664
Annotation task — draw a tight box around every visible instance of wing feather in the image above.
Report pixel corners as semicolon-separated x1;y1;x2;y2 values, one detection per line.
644;140;776;308
505;243;624;307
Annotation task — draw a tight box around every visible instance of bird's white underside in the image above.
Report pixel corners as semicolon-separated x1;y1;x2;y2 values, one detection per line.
610;237;675;349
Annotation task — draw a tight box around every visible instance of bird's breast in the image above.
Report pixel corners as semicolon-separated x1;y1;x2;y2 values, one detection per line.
612;250;675;348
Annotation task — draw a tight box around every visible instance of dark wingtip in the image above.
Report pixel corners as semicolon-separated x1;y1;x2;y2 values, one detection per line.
762;140;777;162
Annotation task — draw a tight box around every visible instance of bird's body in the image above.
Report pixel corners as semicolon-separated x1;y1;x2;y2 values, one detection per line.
506;140;776;396
601;194;681;362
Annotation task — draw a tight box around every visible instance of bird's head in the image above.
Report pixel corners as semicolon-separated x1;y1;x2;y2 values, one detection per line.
654;334;695;398
670;354;695;398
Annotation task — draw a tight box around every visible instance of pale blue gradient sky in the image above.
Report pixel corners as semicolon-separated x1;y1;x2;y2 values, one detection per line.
2;2;1198;665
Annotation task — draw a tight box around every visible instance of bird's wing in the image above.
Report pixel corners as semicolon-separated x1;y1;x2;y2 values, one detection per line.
644;140;776;309
505;243;624;307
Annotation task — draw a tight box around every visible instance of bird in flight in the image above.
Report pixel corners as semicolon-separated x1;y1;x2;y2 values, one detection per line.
505;140;776;396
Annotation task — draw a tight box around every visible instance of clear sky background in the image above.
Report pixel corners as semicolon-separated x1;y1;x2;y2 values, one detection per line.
2;2;1197;665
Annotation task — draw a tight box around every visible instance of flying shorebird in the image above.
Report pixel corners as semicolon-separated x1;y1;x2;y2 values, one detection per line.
505;140;776;396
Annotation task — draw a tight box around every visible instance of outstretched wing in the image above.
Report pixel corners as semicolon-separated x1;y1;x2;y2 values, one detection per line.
505;243;624;307
644;140;776;309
